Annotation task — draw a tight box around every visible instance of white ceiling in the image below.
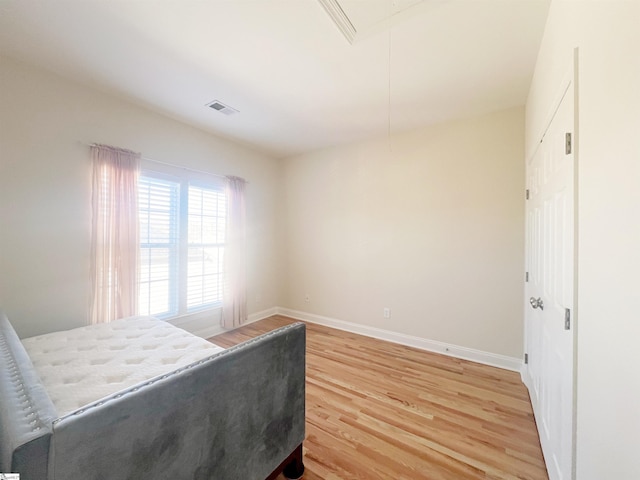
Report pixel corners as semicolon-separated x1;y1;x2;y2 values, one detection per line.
0;0;550;158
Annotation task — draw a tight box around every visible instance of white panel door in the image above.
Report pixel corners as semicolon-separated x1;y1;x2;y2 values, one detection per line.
524;80;575;480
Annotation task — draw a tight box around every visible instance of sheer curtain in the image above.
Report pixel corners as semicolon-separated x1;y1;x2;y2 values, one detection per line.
222;176;247;329
90;144;141;324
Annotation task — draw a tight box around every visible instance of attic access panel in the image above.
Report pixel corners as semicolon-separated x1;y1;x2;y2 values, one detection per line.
318;0;432;44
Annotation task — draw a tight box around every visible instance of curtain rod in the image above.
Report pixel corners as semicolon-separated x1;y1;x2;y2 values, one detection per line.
81;142;247;183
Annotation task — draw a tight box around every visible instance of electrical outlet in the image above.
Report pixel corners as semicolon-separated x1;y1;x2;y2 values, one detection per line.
383;308;390;319
305;294;310;303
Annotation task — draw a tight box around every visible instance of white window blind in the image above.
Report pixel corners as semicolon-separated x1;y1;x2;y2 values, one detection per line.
138;171;226;319
138;176;179;317
187;185;226;310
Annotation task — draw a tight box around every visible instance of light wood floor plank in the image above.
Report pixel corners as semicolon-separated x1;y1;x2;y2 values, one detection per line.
209;315;548;480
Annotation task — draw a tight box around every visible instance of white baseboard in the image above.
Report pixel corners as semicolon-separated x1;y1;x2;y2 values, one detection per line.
194;324;225;339
192;306;280;339
248;306;279;324
277;307;522;372
521;365;532;389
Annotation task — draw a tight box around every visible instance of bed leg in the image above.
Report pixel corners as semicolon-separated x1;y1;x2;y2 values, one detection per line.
282;443;305;480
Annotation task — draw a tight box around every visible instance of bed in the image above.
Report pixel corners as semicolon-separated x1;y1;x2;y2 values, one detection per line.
0;310;306;480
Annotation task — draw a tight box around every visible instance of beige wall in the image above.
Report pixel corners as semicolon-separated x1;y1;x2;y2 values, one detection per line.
0;56;283;338
527;1;640;478
281;108;525;358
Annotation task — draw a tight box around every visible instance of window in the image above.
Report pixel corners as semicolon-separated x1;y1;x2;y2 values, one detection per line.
186;185;226;310
138;171;226;318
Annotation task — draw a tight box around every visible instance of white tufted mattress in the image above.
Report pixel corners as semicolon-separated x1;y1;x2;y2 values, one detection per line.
21;316;224;416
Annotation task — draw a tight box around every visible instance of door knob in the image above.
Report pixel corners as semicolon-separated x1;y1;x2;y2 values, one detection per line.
529;297;544;310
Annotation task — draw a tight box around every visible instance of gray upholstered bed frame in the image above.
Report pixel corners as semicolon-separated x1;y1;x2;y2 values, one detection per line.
0;311;306;480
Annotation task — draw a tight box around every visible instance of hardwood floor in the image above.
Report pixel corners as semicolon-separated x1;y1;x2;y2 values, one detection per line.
209;315;548;480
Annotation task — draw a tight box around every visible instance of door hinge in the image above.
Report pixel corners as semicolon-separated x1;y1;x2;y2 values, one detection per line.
526;189;530;200
564;308;571;330
565;132;572;154
524;353;529;365
525;271;529;282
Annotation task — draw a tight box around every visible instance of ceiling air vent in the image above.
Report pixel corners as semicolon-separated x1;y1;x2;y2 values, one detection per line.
206;100;239;116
